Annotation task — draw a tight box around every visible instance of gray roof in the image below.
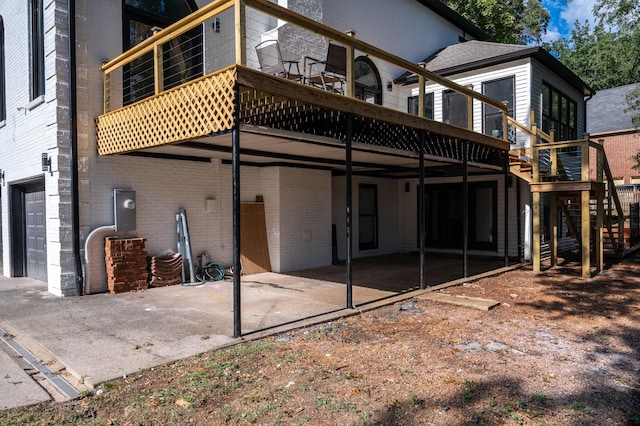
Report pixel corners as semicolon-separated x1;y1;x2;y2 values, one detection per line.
394;40;593;96
587;83;640;134
422;41;533;73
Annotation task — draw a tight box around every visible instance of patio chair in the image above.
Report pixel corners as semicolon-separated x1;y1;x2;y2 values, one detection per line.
255;40;302;82
307;42;346;94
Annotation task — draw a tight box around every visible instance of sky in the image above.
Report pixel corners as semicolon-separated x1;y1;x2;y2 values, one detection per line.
541;0;598;42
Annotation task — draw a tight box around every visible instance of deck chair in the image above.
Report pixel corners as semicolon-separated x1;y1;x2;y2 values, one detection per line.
307;42;346;94
255;40;302;81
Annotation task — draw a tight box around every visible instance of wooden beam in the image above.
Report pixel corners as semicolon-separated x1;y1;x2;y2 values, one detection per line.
581;190;590;278
531;181;604;193
533;191;541;272
235;66;510;151
550;192;558;267
235;0;246;66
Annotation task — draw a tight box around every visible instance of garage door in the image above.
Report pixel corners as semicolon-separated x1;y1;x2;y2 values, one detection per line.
24;184;47;281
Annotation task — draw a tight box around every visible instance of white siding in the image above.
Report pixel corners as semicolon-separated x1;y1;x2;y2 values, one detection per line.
530;60;587;139
406;59;532;147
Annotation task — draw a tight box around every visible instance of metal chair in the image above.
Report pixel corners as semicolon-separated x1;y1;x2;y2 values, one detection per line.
307;42;346;94
255;40;302;81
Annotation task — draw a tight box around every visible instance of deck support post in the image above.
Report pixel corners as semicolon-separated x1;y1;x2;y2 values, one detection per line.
595;189;604;272
532;191;541;272
419;130;426;289
463;140;469;278
232;83;242;338
346;113;354;309
581;190;591;278
550;193;558;267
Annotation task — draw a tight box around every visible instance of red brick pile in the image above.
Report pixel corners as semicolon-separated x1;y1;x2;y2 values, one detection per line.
105;237;149;294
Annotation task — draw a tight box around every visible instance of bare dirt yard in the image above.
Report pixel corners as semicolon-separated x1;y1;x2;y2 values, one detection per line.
2;252;640;425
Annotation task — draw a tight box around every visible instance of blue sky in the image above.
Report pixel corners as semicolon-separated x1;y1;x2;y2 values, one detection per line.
541;0;598;42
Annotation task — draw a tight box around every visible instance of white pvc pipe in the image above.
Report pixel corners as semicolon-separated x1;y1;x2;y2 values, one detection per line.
83;225;116;295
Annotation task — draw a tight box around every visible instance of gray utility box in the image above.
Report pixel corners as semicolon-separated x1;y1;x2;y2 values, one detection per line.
114;189;136;231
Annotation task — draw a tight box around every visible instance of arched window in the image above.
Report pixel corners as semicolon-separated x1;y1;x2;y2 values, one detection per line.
354;56;382;105
0;16;5;121
123;0;202;104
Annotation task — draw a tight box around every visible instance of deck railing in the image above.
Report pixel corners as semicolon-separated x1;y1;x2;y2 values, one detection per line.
101;0;508;139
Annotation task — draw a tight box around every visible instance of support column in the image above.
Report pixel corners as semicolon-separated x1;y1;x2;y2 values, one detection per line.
419;130;426;289
462;140;469;278
581;190;591;278
504;153;509;267
232;83;242;338
532;191;541;272
550;193;558;267
595;189;604;273
346;113;354;309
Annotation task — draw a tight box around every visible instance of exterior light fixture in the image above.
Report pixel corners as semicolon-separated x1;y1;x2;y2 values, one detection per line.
0;169;4;186
41;153;52;175
212;17;220;33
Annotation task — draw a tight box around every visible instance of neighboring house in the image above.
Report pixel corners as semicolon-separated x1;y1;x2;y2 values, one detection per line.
587;83;640;188
0;0;595;300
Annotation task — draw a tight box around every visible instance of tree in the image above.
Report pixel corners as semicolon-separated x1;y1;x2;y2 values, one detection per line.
441;0;550;45
544;21;640;91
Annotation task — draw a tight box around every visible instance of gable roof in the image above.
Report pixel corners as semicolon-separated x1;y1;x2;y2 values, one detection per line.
587;83;640;134
415;0;489;41
394;40;593;97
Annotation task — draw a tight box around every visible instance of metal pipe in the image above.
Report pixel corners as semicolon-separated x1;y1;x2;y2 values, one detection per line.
346;113;354;309
69;0;84;296
462;140;468;278
82;225;116;295
232;82;242;338
517;177;522;261
419;130;426;289
504;153;510;267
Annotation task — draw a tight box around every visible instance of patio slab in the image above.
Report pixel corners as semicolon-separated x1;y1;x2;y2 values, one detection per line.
0;253;515;409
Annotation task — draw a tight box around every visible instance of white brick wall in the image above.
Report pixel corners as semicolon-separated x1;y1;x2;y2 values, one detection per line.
332;176;399;261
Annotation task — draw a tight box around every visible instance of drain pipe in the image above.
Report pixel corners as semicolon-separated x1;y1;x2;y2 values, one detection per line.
83;225;116;295
68;0;84;296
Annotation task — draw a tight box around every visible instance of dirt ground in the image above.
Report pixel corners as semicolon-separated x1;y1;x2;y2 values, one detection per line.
2;252;640;425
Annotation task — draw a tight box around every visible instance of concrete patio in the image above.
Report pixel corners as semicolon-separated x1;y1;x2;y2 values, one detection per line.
0;253;515;409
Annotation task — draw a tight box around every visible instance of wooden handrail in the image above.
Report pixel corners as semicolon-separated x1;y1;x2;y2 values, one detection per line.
101;0;507;115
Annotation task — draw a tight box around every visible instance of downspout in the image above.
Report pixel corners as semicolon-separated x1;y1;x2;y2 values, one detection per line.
68;0;84;295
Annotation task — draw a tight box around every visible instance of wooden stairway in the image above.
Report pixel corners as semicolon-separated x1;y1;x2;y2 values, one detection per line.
507;119;625;277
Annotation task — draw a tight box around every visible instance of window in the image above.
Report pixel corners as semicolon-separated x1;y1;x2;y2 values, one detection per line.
482;77;514;138
30;0;45;100
443;89;469;129
419;182;497;250
354;57;382;105
407;93;434;119
0;16;5;121
123;0;202;105
541;82;577;141
359;184;378;250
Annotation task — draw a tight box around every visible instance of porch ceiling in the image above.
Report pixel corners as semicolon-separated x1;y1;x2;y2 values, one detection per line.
131;125;498;178
98;66;509;178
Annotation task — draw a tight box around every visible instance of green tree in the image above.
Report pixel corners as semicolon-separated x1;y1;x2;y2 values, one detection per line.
544;21;640;91
441;0;550;45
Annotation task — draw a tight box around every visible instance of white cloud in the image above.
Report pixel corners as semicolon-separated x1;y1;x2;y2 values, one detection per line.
541;26;563;43
560;0;597;26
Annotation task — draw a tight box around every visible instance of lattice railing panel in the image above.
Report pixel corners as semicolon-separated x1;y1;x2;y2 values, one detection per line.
239;88;503;167
97;69;236;155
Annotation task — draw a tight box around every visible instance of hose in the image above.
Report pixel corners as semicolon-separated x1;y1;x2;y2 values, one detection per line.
195;262;226;282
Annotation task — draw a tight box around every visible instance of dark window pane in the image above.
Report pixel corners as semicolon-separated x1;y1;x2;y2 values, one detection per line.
483;77;514;137
443;90;468;128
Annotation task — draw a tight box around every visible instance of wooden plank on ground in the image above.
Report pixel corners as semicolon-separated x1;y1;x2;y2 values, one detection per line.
418;293;500;311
